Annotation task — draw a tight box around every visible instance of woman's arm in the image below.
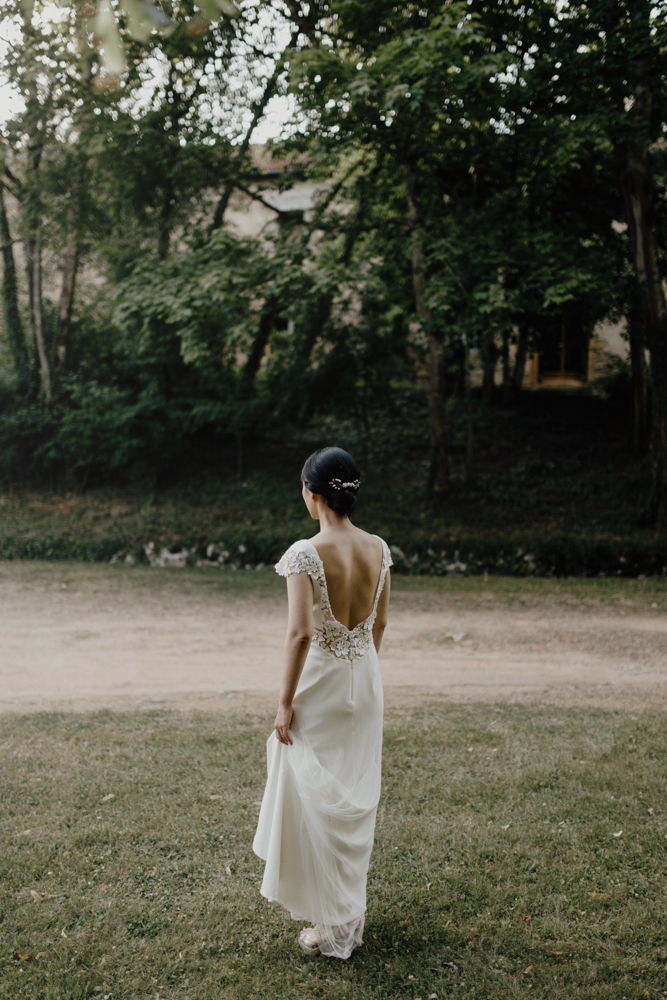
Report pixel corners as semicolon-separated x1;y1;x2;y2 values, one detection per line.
372;568;391;653
274;571;314;745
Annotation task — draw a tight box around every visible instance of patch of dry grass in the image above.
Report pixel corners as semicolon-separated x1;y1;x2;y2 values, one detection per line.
1;704;666;1000
0;558;665;613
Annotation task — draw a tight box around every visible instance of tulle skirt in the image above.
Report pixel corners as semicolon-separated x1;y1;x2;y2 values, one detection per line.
253;642;383;960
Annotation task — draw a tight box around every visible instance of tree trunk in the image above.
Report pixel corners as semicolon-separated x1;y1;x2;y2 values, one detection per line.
501;328;511;404
481;328;497;405
242;300;275;392
464;334;474;481
512;321;529;394
405;167;448;492
24;235;40;392
18;3;50;398
54;205;79;390
619;59;667;528
158;190;172;260
30;233;52;402
627;287;648;453
0;186;30;390
280;163;380;419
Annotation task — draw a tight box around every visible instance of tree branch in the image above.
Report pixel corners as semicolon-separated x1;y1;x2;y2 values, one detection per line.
210;30;300;231
231;179;289;215
3;165;24;197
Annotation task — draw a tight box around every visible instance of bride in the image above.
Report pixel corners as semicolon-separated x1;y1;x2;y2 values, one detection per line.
253;446;392;959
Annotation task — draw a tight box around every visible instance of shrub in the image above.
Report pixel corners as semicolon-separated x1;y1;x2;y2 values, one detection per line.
1;529;664;578
43;380;145;487
592;353;633;409
0;395;58;484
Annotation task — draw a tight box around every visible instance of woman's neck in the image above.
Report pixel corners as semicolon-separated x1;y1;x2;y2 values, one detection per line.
317;507;352;533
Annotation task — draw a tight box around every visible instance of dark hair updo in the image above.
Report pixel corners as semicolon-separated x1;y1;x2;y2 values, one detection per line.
301;447;361;517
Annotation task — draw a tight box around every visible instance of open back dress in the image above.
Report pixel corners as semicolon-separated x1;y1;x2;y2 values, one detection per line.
253;536;393;959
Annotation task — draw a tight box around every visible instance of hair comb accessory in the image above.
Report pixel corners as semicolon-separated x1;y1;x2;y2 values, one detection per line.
329;478;360;490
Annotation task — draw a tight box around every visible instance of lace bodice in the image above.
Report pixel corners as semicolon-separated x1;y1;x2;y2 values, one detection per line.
275;537;393;660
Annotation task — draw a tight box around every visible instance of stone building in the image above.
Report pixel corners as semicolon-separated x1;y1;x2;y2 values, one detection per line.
230;146;630;390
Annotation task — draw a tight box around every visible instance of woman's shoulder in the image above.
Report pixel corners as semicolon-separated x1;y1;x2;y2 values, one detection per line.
354;529;393;563
274;538;320;578
314;529;393;569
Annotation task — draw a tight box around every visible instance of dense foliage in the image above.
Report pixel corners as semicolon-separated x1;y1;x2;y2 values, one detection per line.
1;1;666;527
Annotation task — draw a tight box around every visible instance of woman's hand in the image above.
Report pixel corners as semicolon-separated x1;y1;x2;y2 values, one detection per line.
274;705;293;745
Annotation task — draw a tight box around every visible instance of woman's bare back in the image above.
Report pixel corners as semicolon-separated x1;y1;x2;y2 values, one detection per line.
311;526;384;631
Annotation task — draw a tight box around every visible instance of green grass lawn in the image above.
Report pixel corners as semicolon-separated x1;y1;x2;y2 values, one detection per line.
2;704;666;1000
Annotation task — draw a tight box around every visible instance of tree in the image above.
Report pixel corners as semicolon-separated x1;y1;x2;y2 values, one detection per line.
536;0;667;526
285;1;509;490
285;0;625;488
0;0;660;506
0;181;30;391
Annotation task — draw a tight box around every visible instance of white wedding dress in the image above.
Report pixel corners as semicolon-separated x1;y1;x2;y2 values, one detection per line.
253;536;392;959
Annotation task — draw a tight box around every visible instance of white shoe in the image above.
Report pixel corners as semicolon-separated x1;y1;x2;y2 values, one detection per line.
298;927;320;956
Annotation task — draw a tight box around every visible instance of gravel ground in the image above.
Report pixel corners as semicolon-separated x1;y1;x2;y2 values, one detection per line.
1;561;666;713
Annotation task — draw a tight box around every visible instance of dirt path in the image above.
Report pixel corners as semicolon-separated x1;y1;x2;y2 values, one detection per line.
1;562;666;713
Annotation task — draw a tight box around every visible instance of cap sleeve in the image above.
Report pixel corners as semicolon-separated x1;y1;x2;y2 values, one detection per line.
274;540;321;579
374;536;393;571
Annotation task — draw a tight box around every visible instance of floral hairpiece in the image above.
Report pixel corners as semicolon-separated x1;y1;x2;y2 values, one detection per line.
329;478;360;491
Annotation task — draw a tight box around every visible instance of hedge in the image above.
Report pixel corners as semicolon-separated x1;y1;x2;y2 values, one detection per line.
0;532;665;578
